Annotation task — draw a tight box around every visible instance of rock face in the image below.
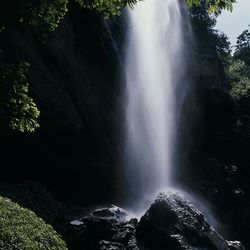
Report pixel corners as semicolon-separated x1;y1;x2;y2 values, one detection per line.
0;6;124;204
67;205;139;250
136;189;245;250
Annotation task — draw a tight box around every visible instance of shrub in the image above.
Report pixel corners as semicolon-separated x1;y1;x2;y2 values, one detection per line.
0;196;68;250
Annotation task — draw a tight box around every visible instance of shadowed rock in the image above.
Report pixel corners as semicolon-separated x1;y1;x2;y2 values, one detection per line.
136;189;245;250
68;205;139;250
65;192;244;250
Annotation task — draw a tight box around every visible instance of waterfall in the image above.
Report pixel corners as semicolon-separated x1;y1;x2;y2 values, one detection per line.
121;0;193;212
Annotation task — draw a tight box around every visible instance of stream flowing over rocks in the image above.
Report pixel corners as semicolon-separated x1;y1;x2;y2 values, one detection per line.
65;189;244;250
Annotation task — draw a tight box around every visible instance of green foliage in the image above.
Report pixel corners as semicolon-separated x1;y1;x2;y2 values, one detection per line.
78;0;236;17
0;0;237;36
213;31;231;57
227;59;250;100
186;0;235;14
230;78;250;100
189;1;231;65
225;25;250;100
221;25;250;140
0;182;65;223
75;0;140;17
234;27;250;66
235;28;250;51
26;0;69;33
189;1;217;32
0;0;69;34
74;0;237;18
211;30;232;67
0;196;68;250
0;61;40;132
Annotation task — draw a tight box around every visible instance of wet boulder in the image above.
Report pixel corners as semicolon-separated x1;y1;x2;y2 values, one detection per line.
68;205;139;250
136;189;245;250
98;240;125;250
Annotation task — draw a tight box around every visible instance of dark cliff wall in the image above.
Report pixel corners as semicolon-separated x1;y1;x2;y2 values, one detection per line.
175;16;230;183
179;18;250;247
0;4;125;204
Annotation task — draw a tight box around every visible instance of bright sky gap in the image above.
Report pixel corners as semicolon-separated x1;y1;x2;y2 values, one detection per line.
216;0;250;46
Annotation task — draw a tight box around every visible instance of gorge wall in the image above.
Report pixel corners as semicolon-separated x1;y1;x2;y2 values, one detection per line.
0;3;124;204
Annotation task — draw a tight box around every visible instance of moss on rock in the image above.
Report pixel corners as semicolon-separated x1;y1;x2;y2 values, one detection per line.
0;196;68;250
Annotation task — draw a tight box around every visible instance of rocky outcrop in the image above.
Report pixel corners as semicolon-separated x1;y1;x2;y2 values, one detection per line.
67;205;139;250
136;189;245;250
64;190;244;250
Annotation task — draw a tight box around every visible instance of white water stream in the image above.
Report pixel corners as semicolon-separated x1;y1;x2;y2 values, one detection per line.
122;0;192;212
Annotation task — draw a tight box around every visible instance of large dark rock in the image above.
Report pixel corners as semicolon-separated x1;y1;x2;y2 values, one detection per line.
136;189;245;250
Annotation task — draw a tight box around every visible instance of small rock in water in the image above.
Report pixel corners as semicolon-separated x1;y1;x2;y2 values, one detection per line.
92;205;130;222
228;241;245;250
69;219;84;226
98;240;125;250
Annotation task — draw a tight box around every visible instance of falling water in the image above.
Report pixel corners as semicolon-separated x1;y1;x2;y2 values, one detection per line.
122;0;192;211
